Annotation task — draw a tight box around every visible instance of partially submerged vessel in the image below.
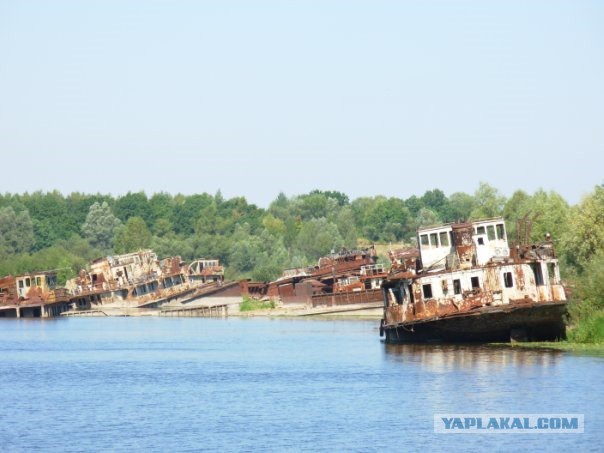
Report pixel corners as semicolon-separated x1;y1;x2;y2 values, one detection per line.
0;250;231;317
0;272;71;317
243;247;384;307
65;250;232;313
380;217;567;343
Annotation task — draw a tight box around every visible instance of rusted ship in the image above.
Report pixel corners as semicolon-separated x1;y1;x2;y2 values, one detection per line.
65;250;231;313
0;272;71;317
0;250;231;317
243;247;384;307
380;217;567;343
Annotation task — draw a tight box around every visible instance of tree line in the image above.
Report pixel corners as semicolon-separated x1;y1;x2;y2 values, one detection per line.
0;183;601;284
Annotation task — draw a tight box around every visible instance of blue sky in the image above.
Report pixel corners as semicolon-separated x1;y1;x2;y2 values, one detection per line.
0;0;602;206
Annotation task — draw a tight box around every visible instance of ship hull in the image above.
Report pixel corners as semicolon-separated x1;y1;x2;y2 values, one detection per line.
383;301;566;343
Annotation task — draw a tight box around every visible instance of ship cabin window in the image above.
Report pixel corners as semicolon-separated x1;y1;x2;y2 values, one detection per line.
477;237;485;245
439;231;450;247
531;264;544;286
496;223;506;241
453;279;461;295
36;277;41;287
420;234;429;248
503;272;514;288
25;278;31;287
408;283;415;303
18;280;24;289
430;233;438;248
476;226;486;235
487;225;496;241
422;284;433;299
471;276;480;289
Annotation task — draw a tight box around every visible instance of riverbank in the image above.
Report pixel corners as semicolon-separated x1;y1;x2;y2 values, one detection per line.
496;341;604;354
53;298;384;320
231;301;383;320
502;314;604;354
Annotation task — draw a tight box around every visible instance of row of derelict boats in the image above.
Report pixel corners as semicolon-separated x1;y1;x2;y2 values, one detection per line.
0;252;227;318
0;216;569;343
244;215;568;343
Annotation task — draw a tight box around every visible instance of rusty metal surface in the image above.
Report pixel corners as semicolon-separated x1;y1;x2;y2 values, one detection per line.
382;218;568;335
312;288;383;307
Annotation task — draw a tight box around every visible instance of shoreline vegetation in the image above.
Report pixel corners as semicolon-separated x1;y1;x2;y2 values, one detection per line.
239;297;276;312
502;341;604;353
1;184;603;346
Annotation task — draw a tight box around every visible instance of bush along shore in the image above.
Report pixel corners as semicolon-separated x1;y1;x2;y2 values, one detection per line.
513;310;604;353
239;297;276;312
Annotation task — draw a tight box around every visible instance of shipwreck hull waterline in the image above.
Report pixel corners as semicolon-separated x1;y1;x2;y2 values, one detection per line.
383;301;567;343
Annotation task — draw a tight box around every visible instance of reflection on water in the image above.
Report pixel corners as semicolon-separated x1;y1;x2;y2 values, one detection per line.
384;343;562;372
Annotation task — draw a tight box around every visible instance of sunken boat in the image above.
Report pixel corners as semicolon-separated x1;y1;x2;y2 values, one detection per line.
380;217;567;343
253;247;384;306
64;250;229;313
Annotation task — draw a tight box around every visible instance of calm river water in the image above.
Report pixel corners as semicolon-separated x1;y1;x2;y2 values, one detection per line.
0;317;602;452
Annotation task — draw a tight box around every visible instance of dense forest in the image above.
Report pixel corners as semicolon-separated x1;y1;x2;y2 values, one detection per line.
1;182;603;340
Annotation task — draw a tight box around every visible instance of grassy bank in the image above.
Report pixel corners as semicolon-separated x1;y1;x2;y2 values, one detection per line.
567;307;604;343
239;297;276;312
505;341;604;353
500;307;604;354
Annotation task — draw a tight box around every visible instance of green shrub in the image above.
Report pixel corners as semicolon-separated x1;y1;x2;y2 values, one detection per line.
239;297;276;312
568;311;604;344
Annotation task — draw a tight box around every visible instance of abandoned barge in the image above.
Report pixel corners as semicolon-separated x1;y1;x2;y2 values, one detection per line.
242;247;385;307
0;251;231;318
380;217;567;343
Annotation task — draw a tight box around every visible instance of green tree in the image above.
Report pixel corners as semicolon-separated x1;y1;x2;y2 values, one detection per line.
295;218;344;261
22;190;72;249
81;202;121;252
526;190;570;243
173;193;214;234
503;189;570;244
151;235;195;261
335;206;358;248
268;192;291;220
415;207;440;229
149;192;175;227
0;206;35;254
114;217;153;254
309;190;349;206
470;182;506;219
113;191;152;223
64;192;111;238
503;190;531;241
262;214;287;237
228;224;262;274
55;234;102;262
364;197;410;242
291;192;340;221
404;195;424;217
445;192;476;222
561;185;604;273
153;218;174;237
350;197;375;233
421;189;450;220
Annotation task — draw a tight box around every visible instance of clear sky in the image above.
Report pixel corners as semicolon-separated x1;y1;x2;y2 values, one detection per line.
1;0;602;207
